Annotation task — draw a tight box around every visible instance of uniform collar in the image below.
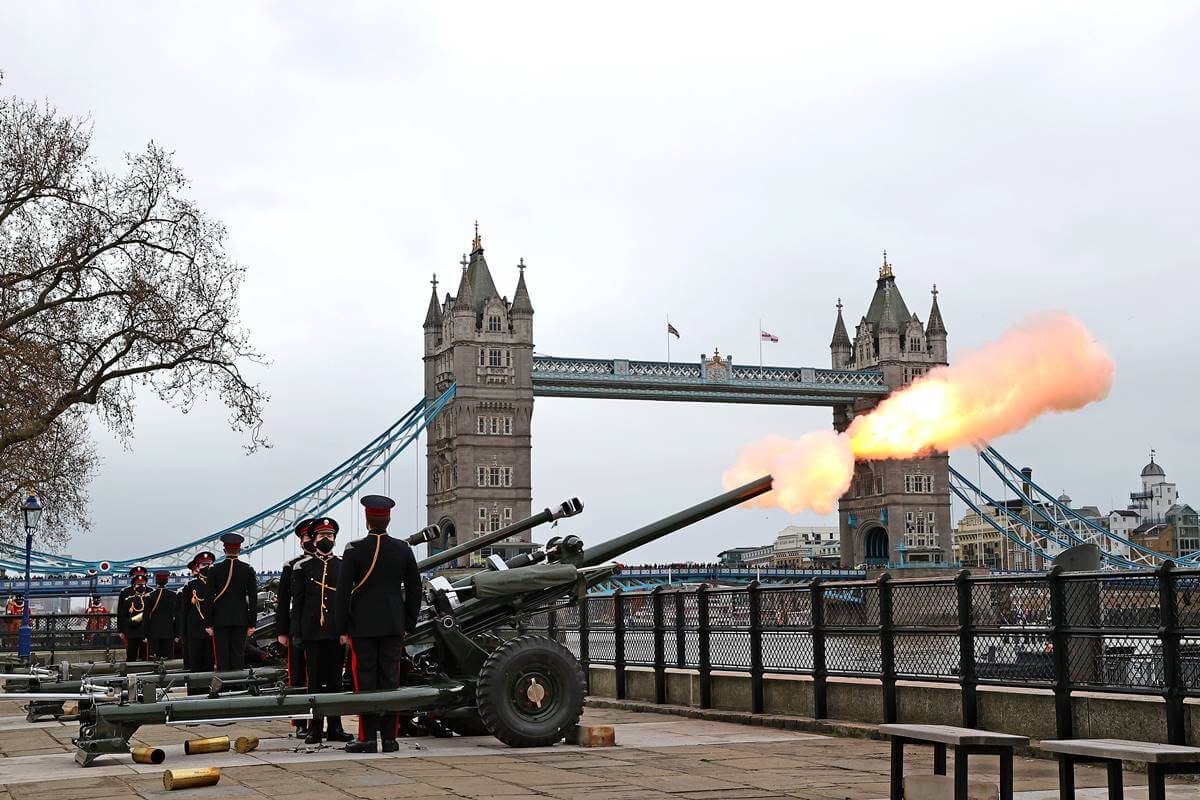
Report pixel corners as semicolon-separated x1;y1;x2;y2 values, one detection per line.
367;529;389;536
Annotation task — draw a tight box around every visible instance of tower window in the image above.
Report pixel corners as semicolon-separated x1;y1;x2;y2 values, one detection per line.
502;417;512;435
488;314;502;332
478;348;486;367
477;416;486;434
489;348;503;367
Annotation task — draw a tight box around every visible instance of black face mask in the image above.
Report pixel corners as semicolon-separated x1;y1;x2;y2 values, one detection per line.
315;538;335;555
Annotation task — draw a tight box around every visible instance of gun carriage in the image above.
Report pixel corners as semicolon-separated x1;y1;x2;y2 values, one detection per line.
66;476;772;765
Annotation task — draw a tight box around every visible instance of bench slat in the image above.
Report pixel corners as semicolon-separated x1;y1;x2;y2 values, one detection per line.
1039;739;1200;763
880;724;1029;748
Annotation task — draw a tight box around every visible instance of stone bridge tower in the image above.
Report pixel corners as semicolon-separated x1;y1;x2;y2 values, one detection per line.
423;226;536;561
831;253;951;567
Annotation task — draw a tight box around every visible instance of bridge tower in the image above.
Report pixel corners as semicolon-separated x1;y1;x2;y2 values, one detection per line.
831;253;951;568
423;226;536;561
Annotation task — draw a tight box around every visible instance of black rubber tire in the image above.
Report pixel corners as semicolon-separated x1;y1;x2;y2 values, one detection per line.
476;635;584;747
444;710;491;737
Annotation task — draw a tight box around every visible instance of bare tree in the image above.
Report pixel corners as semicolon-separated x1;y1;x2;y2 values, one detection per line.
0;74;267;545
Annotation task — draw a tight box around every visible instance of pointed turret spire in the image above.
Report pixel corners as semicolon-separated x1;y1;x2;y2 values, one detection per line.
926;283;947;336
879;249;893;279
462;222;500;311
830;297;850;348
472;220;482;252
879;285;899;333
511;257;534;316
424;273;442;328
452;263;474;312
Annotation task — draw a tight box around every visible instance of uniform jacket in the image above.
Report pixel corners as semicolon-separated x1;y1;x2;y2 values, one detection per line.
201;557;258;627
85;603;109;632
178;577;210;640
291;554;341;641
145;586;178;639
334;531;422;638
275;553;306;638
117;586;149;637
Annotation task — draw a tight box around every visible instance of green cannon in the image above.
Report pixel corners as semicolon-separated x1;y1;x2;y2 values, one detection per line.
71;476;772;765
3;666;286;721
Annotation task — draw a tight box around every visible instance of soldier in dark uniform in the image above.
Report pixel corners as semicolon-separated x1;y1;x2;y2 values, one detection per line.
145;571;178;659
117;567;150;661
335;495;423;753
277;518;316;736
178;552;215;686
202;533;257;670
292;517;353;744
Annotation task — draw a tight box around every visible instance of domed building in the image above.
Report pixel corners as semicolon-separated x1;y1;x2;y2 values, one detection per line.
1107;453;1200;557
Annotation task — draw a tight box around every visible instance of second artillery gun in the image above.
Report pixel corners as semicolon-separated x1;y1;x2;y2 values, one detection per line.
71;476;773;765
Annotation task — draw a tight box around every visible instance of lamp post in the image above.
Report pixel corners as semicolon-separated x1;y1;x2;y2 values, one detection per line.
18;490;42;663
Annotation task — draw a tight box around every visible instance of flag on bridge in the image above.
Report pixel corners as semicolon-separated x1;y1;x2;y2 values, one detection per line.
667;322;680;339
760;330;779;343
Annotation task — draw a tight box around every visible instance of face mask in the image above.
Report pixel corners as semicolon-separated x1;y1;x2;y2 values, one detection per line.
301;539;316;553
315;538;335;555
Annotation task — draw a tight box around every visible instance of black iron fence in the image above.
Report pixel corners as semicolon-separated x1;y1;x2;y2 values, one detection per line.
0;613;119;657
529;564;1200;745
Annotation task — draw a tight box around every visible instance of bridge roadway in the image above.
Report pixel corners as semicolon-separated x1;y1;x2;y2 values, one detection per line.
1;566;868;599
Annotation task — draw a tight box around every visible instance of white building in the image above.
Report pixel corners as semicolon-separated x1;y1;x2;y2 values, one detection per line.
772;525;839;566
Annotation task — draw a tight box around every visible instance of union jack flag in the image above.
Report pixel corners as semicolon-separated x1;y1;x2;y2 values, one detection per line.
760;330;779;343
667;323;680;339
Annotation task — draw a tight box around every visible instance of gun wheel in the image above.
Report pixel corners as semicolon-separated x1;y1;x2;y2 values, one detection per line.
476;635;584;747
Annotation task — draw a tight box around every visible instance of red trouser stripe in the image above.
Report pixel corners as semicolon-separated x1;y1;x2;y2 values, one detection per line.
349;640;363;741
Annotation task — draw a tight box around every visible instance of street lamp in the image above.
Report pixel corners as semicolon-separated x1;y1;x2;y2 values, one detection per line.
18;489;42;663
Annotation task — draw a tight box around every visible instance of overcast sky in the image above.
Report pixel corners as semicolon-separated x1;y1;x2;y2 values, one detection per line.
3;2;1197;569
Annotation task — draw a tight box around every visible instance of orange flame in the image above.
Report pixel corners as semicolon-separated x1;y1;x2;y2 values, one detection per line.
723;312;1114;514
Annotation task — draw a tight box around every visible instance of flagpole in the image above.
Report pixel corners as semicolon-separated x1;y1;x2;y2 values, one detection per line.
666;314;671;367
758;318;763;375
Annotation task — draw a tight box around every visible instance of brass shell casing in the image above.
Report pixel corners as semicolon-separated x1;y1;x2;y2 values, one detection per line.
131;746;165;764
183;736;230;755
234;736;259;753
163;768;221;790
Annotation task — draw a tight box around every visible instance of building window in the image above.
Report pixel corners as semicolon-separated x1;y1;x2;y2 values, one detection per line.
477;466;486;487
904;474;934;493
478;348;486;367
503;417;513;435
503;507;513;522
909;336;922;351
488;314;502;332
477;416;486;434
489;348;505;367
489;417;499;435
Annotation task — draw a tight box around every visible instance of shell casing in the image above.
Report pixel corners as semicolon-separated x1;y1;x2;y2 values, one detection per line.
234;736;259;753
163;767;221;790
131;746;165;764
183;736;230;755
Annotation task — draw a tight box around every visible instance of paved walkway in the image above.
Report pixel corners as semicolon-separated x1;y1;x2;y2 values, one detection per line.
0;699;1198;799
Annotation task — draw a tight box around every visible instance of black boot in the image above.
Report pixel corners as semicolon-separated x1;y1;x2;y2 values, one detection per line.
305;715;323;745
294;719;309;737
345;739;376;754
381;739;399;753
326;718;353;743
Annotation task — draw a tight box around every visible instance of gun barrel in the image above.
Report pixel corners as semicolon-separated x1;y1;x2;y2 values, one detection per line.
418;498;582;572
579;475;773;567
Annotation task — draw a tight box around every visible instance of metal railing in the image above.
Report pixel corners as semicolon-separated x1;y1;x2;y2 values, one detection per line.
530;564;1200;745
0;613;119;659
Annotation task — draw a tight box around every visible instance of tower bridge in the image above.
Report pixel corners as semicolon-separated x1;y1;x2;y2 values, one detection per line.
14;228;1170;581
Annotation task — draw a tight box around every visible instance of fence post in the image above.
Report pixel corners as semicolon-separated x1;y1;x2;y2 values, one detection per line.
613;588;626;700
47;615;56;662
878;573;897;724
578;594;591;694
1048;565;1073;739
652;586;666;704
811;578;827;719
697;584;712;709
956;569;978;728
1159;561;1186;745
748;581;764;714
675;588;686;668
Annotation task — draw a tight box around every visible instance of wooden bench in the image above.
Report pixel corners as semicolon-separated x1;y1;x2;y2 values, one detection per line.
1040;738;1200;800
880;724;1030;800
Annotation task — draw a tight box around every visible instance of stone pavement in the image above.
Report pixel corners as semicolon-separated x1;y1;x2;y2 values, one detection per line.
0;699;1199;799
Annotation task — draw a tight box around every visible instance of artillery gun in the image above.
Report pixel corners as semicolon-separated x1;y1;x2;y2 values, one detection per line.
70;476;772;765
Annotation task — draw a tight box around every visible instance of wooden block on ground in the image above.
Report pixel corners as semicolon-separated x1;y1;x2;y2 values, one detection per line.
567;725;616;747
905;774;997;800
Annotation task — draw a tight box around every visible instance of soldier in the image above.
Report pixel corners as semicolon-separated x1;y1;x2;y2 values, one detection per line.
292;517;353;744
277;518;316;736
145;571;178;659
202;533;257;671
117;567;150;661
84;594;109;646
335;495;422;753
179;552;215;688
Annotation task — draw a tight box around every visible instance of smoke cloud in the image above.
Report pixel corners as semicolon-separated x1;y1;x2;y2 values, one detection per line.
723;312;1115;514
